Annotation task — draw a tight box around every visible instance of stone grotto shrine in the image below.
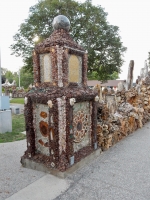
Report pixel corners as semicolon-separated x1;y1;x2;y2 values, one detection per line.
21;15;99;176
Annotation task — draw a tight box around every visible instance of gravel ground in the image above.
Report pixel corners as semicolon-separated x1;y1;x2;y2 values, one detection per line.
10;104;24;114
55;122;150;200
0;139;45;200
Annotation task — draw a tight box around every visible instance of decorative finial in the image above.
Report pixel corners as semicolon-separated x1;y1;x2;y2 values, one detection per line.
52;15;70;31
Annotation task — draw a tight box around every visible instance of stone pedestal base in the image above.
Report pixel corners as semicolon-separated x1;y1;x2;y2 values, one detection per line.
0;110;12;133
21;149;101;178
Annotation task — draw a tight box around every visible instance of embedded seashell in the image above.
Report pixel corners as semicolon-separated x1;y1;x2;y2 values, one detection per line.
47;100;53;108
141;87;146;92
144;101;148;105
95;95;99;102
70;98;76;106
144;97;149;101
51;162;55;168
24;97;28;105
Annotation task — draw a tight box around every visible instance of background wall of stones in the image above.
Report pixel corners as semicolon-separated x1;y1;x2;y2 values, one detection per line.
97;72;150;151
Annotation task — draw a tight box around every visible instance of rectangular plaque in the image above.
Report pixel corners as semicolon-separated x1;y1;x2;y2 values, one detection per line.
33;103;50;156
73;101;92;152
69;54;82;83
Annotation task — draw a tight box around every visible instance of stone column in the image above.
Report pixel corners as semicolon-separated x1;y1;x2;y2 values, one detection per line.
140;68;144;79
126;60;134;90
144;60;148;77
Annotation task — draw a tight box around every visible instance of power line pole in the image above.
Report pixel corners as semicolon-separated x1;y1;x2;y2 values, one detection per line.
18;68;20;88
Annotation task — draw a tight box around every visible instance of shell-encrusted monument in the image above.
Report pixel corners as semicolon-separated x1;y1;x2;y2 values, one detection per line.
21;15;99;176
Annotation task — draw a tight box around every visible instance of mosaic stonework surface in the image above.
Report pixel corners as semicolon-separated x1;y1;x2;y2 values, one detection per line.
40;53;52;82
57;46;64;87
33;29;88;88
57;96;66;155
73;101;92;152
68;54;82;83
105;95;117;114
33;103;50;156
22;24;98;172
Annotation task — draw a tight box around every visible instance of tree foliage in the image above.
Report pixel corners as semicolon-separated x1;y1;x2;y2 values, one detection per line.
88;71;119;80
19;67;33;88
1;68;33;88
10;0;127;81
4;70;14;83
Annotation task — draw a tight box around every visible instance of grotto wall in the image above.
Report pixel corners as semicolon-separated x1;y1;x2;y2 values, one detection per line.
21;15;99;175
97;61;150;151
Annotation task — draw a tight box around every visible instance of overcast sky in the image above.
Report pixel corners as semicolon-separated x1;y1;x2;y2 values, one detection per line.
0;0;150;81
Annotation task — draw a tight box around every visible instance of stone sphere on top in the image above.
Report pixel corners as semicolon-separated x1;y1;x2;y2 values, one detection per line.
52;15;70;31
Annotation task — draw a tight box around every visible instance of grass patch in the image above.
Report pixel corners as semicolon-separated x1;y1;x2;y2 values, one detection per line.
0;114;26;143
10;98;24;104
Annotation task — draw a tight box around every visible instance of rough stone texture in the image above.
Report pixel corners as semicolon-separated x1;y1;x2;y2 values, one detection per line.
117;81;125;92
33;103;50;156
21;15;150;177
126;60;134;90
0;140;45;200
140;68;145;79
144;60;148;77
96;69;150;151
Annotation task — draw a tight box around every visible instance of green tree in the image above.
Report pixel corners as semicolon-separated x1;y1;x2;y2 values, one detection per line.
88;71;119;80
19;67;33;89
10;0;127;81
108;71;120;80
5;70;14;83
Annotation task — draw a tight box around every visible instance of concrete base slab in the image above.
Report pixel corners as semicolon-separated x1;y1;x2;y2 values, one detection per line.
6;174;72;200
0;110;12;133
21;148;101;178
